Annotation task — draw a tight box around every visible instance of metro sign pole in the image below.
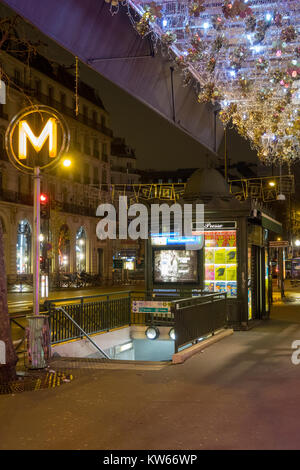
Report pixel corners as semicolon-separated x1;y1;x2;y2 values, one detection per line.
33;166;41;316
5;106;70;368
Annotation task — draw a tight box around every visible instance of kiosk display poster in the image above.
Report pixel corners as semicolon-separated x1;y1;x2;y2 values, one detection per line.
248;246;252;320
153;249;198;283
204;230;237;297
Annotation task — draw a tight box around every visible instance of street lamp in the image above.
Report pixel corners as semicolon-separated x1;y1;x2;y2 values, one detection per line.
62;158;72;168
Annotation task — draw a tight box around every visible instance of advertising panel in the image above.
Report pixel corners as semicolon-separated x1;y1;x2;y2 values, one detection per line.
153;249;198;283
204;229;237;297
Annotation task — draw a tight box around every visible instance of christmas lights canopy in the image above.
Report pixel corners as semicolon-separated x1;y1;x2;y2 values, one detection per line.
107;0;300;164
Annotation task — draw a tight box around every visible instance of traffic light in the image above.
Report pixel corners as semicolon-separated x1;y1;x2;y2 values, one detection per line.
39;255;46;270
40;193;50;219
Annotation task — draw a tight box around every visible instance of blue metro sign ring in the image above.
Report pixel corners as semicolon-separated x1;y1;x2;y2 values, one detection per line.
5;105;70;173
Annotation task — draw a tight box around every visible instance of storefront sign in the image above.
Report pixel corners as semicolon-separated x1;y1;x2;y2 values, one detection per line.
132;300;171;314
269;241;289;248
151;235;203;246
193;221;237;231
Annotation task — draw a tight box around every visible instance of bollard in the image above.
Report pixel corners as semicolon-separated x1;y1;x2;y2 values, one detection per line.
26;315;51;369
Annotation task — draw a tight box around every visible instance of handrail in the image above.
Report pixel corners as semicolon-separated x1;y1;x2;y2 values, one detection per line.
55;307;110;359
171;292;227;309
45;290;134;306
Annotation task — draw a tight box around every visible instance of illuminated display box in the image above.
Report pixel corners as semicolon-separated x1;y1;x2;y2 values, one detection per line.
203;228;237;298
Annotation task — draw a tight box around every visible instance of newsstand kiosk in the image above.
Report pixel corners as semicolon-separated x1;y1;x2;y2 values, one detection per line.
145;168;282;329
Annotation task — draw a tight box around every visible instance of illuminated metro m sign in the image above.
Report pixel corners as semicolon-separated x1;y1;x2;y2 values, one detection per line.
5;105;69;173
18;118;57;160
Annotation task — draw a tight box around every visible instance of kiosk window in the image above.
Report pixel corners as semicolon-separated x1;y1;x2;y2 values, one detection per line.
204;230;237;297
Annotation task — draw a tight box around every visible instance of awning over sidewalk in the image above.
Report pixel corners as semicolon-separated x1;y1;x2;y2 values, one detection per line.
3;0;223;154
261;213;282;235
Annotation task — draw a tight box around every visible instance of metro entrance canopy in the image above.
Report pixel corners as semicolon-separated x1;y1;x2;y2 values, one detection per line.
3;0;223;154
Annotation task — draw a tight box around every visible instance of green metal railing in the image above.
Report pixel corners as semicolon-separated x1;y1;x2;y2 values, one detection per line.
45;292;132;344
172;292;228;353
45;290;226;346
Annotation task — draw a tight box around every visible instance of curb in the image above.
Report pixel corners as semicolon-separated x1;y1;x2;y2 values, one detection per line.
172;328;234;364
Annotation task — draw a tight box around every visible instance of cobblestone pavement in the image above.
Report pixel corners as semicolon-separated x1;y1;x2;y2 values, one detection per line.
1;288;300;450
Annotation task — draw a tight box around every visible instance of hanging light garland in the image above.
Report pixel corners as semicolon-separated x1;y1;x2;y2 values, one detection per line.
75;56;79;117
107;0;300;165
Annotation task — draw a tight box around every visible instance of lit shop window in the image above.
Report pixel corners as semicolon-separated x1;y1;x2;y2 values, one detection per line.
76;226;86;272
16;220;32;274
58;224;70;272
204;230;237;297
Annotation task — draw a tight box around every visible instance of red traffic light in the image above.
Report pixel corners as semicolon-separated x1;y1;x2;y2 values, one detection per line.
40;194;47;203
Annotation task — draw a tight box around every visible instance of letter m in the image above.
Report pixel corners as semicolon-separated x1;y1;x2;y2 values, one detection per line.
0;340;5;365
19;118;57;160
151;203;182;236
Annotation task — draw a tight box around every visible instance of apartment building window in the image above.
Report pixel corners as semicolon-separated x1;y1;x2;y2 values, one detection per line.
84;135;91;155
101;115;106;128
48;86;54;105
14;69;21;86
72;98;76;117
93;167;99;185
35;79;41;98
83;105;88;117
84;163;90;184
92;111;98;123
102;143;108;162
93;138;99;158
102;169;107;185
60;92;66;107
73;128;81;151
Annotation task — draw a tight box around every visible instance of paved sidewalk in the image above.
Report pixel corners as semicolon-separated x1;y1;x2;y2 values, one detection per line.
8;284;144;314
1;293;300;449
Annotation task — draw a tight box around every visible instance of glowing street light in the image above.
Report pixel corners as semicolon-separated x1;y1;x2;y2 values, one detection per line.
62;158;72;168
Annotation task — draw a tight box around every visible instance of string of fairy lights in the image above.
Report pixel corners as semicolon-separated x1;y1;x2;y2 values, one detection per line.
106;0;300;165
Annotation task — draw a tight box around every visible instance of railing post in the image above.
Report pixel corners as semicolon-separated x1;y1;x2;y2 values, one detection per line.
106;295;110;331
128;291;132;325
80;297;84;339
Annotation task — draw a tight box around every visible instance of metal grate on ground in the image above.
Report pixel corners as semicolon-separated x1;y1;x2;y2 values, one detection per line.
0;369;74;395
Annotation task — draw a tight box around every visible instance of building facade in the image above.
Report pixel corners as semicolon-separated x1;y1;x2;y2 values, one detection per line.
0;49;114;286
110;137;140;186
